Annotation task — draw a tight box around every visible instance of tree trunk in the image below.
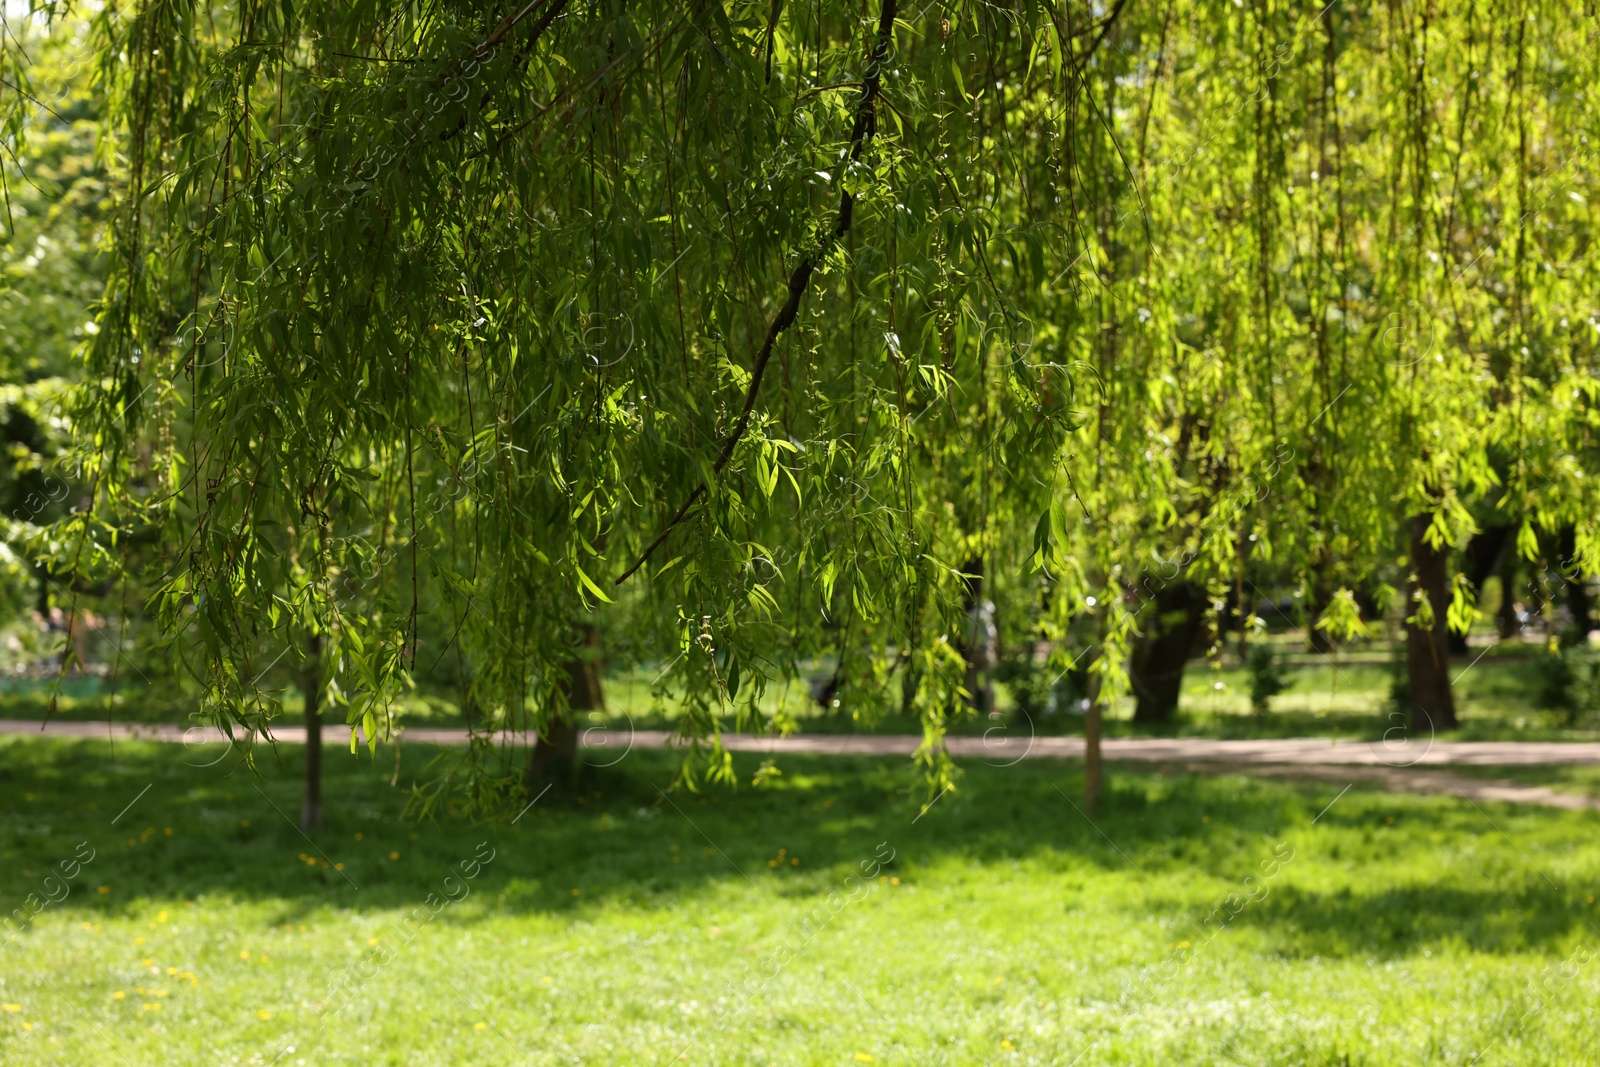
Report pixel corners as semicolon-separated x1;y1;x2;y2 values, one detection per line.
1450;525;1510;655
299;634;324;831
1129;581;1207;723
1406;514;1458;732
1083;660;1103;813
525;625;604;791
1083;605;1109;813
1559;526;1594;639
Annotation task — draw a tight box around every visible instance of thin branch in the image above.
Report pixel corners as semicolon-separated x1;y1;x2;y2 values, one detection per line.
616;0;899;586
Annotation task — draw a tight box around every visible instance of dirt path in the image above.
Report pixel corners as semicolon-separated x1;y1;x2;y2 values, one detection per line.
6;719;1598;811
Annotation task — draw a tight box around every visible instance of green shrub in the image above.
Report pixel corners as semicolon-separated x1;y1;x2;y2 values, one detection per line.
1246;643;1289;716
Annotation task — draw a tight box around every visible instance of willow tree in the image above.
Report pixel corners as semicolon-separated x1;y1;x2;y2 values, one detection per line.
1030;0;1600;757
5;0;1161;816
14;0;1598;823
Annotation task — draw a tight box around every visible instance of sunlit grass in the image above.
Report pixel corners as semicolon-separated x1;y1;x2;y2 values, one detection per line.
3;737;1600;1064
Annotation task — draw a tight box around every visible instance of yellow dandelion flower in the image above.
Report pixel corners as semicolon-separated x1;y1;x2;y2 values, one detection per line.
141;1003;161;1011
389;852;400;860
890;877;901;886
335;863;345;872
853;1054;875;1063
541;977;553;984
790;858;799;866
474;1022;487;1031
157;911;168;923
239;950;250;960
367;938;379;946
1001;1039;1016;1050
134;937;145;945
20;1023;31;1031
570;888;580;896
113;992;125;1000
166;967;177;976
1;1004;20;1012
767;860;778;868
257;1009;271;1020
98;886;110;894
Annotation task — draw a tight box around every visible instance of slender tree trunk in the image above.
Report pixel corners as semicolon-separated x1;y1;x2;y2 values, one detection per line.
1083;662;1103;813
299;634;324;831
525;625;604;791
1560;526;1594;639
1406;515;1458;732
1083;606;1109;813
1129;581;1206;723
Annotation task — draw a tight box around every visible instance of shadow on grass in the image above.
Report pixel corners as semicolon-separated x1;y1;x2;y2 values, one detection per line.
1;734;1595;959
1232;880;1592;959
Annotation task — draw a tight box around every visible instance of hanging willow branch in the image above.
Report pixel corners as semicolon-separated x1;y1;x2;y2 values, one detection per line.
615;0;899;586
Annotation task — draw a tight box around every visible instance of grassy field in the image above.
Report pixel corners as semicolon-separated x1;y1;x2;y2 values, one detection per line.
3;736;1600;1065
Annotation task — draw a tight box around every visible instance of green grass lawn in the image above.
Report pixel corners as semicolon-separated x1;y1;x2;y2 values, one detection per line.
4;736;1600;1065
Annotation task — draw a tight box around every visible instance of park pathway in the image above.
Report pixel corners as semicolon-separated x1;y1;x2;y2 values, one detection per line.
5;719;1600;811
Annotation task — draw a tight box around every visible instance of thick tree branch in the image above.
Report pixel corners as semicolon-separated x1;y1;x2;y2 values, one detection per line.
616;0;898;586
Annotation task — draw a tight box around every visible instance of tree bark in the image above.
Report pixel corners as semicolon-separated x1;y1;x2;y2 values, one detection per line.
1129;581;1207;723
1083;606;1109;813
1559;526;1594;639
1083;660;1103;813
525;625;604;791
1406;514;1458;732
1306;580;1335;654
299;634;324;831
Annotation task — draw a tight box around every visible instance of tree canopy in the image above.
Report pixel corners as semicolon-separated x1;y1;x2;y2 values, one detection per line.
4;0;1597;813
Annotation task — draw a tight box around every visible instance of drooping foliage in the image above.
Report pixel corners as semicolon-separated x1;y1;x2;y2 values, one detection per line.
3;0;1596;811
